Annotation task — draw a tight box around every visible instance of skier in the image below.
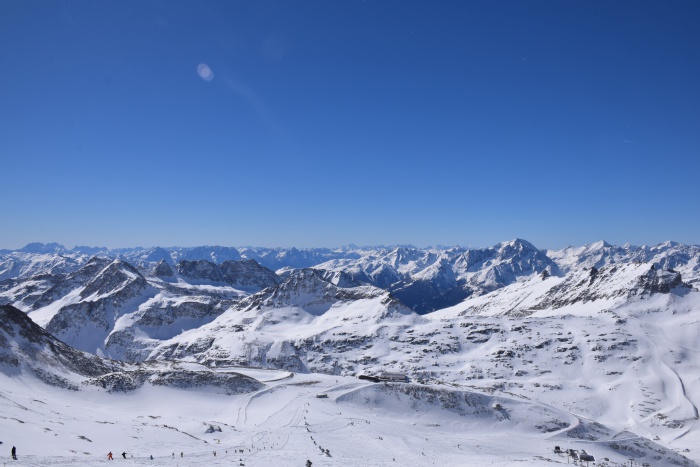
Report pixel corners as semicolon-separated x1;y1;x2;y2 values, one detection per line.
121;451;126;459
107;451;113;460
11;446;17;460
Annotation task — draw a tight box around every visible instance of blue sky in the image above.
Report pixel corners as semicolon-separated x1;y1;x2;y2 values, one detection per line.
1;1;699;250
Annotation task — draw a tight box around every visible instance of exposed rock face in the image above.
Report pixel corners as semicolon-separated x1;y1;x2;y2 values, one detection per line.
315;269;364;288
84;369;264;395
1;304;266;396
176;259;280;290
391;278;470;314
153;259;175;277
80;260;148;300
636;267;690;295
31;257;113;309
219;259;281;289
548;240;700;285
0;273;63;307
104;297;227;361
529;264;690;311
177;260;225;283
239;268;388;314
0;304;120;380
44;260;155;354
257;341;308;373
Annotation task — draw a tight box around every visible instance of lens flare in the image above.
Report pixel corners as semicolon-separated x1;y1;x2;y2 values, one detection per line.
197;63;214;82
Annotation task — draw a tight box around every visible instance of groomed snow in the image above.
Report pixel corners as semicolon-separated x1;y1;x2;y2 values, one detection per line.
3;369;690;466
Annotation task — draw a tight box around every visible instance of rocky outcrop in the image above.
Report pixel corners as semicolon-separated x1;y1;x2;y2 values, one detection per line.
84;369;264;395
636;267;691;295
177;260;225;283
219;259;281;289
153;259;175;277
176;259;280;290
0;304;121;379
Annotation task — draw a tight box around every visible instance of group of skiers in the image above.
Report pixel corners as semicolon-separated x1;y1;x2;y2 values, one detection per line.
108;451;187;460
9;445;214;462
106;451;128;460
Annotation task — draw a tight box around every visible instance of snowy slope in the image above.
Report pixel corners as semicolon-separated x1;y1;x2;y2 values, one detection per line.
1;361;694;466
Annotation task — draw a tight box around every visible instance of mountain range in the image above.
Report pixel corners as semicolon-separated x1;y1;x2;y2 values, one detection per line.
1;239;699;465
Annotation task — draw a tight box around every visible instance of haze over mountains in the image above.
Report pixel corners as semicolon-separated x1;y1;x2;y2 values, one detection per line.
1;238;699;466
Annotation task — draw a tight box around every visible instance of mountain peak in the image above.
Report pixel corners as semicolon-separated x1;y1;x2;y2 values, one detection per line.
495;238;540;256
153;259;175;277
19;242;67;254
656;240;679;248
277;268;331;291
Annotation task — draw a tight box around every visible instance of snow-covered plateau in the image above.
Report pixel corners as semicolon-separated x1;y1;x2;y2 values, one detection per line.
1;239;699;466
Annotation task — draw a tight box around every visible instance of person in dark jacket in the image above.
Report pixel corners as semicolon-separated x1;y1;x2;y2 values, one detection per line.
121;452;126;459
11;446;17;460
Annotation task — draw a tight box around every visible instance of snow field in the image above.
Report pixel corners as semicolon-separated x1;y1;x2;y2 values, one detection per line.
2;369;693;466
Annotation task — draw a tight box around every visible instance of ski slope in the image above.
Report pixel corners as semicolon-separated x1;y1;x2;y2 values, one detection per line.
1;369;694;466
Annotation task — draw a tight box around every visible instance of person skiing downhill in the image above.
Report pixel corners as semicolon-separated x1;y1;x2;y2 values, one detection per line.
11;446;17;460
107;451;113;460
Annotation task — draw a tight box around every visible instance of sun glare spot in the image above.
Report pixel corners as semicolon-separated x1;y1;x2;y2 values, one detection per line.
197;63;214;82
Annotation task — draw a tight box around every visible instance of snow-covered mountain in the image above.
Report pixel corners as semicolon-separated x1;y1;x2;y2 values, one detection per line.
0;303;120;386
0;303;263;397
2;239;700;463
6;238;697;313
549;240;700;285
2;296;698;466
0;256;280;359
147;268;417;370
0;250;89;281
176;258;281;290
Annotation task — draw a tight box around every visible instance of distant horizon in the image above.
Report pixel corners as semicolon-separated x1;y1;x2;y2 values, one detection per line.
2;237;696;253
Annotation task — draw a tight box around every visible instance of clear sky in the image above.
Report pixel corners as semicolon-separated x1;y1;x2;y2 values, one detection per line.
1;0;699;250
